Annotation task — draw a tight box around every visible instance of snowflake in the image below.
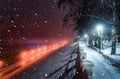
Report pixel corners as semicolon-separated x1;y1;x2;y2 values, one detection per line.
11;20;14;23
60;34;62;36
14;25;17;27
34;13;38;16
22;26;25;28
37;25;40;27
5;64;8;66
22;37;26;40
60;52;63;55
54;0;57;3
33;68;37;71
44;20;48;24
0;47;3;50
45;40;48;42
45;73;48;77
16;14;19;17
23;72;26;74
10;43;13;45
14;8;17;11
52;6;55;9
8;30;11;32
33;22;37;25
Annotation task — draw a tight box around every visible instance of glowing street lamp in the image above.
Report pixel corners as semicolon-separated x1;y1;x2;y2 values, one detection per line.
97;25;103;31
84;34;88;44
84;34;88;38
96;24;103;53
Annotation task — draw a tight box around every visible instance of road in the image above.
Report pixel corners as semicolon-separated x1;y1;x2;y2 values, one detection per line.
9;43;78;79
0;40;69;79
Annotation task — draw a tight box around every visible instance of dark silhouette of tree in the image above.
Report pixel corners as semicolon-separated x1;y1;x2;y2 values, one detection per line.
58;0;120;54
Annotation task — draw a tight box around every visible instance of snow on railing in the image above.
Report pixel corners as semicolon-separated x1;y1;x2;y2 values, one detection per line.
46;43;94;79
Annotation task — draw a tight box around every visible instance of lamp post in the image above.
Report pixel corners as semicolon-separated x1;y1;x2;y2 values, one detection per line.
84;34;88;44
97;24;103;53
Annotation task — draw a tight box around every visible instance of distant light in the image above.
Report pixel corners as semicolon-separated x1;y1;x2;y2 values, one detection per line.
97;24;103;31
93;32;96;36
84;34;88;38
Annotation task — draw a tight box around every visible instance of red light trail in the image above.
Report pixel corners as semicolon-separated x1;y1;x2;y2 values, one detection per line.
0;39;69;79
0;61;4;69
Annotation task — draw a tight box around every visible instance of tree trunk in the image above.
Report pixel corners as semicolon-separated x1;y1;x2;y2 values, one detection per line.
111;0;116;55
111;31;116;55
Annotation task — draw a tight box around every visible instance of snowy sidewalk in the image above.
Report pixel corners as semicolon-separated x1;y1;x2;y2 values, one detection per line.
80;43;120;79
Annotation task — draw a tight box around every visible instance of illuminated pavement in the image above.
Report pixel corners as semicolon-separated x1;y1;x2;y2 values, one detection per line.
80;43;120;79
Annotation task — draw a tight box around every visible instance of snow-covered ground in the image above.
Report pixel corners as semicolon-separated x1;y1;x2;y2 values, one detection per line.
80;42;120;79
103;43;120;54
102;43;120;62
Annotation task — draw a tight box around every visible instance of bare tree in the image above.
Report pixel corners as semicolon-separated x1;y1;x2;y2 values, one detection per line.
111;0;117;55
58;0;120;54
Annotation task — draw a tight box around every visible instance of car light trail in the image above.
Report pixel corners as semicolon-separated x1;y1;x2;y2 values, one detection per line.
0;39;69;79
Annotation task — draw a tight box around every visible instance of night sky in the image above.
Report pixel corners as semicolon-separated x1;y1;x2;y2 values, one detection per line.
0;0;77;65
0;0;76;42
